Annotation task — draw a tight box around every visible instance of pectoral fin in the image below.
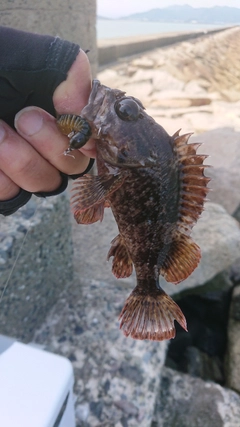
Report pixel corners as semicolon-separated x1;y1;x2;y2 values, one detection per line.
71;173;126;224
73;202;105;224
107;234;133;278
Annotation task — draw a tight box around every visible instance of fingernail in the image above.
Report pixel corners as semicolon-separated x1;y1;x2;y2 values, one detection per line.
15;108;43;136
0;122;6;143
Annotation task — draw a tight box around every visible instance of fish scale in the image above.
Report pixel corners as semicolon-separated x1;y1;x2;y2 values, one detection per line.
57;79;210;342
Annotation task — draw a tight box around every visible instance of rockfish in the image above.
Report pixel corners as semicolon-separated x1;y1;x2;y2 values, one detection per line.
57;79;210;341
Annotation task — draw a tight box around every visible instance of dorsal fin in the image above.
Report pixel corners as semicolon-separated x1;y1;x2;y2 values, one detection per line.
158;132;210;284
173;132;210;236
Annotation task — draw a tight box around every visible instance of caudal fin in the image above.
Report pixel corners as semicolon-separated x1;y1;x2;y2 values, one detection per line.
119;287;187;341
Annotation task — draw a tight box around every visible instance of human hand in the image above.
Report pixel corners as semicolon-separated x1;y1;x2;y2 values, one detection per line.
0;49;95;202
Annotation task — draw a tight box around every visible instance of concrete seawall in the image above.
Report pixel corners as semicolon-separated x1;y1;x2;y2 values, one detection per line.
98;27;229;66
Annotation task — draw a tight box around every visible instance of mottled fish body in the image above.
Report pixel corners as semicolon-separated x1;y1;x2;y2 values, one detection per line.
57;79;210;341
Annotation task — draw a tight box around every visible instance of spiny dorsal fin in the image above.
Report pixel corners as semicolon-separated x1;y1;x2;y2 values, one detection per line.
158;132;210;284
173;132;210;236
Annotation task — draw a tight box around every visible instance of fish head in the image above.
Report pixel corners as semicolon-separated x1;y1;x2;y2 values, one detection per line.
81;79;161;168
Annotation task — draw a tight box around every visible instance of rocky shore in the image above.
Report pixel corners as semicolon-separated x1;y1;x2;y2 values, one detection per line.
98;26;240;134
1;26;240;426
97;27;226;66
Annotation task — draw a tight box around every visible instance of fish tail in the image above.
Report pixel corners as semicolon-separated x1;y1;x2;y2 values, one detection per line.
119;286;187;341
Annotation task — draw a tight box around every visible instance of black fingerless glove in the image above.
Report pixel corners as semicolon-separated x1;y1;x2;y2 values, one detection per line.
0;26;94;216
0;158;95;216
0;26;80;127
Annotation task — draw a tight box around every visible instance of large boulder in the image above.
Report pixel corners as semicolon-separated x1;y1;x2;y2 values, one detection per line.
193;127;240;215
225;285;240;394
153;367;240;426
163;202;240;296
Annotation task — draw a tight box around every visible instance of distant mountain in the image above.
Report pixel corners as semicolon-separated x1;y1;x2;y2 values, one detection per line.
121;5;240;24
97;15;114;20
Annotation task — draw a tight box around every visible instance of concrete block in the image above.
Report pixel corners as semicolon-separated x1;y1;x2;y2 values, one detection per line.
0;194;73;342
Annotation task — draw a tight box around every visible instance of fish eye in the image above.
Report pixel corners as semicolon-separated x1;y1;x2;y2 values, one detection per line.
114;98;141;121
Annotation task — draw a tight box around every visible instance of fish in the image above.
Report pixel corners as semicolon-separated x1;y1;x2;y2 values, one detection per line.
57;79;210;341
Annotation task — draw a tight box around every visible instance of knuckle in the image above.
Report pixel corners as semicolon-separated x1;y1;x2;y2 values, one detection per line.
14;154;40;178
0;171;19;201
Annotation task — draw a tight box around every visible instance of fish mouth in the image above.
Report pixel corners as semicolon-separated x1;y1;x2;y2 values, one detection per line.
81;79;125;126
88;79;101;106
81;79;105;123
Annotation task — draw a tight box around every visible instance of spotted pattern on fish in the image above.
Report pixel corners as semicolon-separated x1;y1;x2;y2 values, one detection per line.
57;79;210;342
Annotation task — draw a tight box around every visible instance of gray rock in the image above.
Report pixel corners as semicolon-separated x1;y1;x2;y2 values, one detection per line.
152;367;240;427
163;203;240;297
233;203;240;223
225;285;240;394
34;274;167;427
181;346;223;384
229;285;240;321
76;403;90;422
34;204;168;427
151;70;185;92
230;258;240;285
119;81;153;101
131;56;155;69
193;128;240;215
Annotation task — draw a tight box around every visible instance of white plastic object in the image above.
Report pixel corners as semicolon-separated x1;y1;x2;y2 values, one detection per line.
0;337;75;427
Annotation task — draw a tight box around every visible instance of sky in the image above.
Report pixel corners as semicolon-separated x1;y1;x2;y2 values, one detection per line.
97;0;240;18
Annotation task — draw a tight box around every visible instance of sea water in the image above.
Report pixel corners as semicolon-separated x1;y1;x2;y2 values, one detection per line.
97;18;226;40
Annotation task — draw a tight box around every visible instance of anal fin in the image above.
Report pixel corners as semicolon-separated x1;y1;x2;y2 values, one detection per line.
107;234;133;278
119;286;187;341
160;234;201;284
